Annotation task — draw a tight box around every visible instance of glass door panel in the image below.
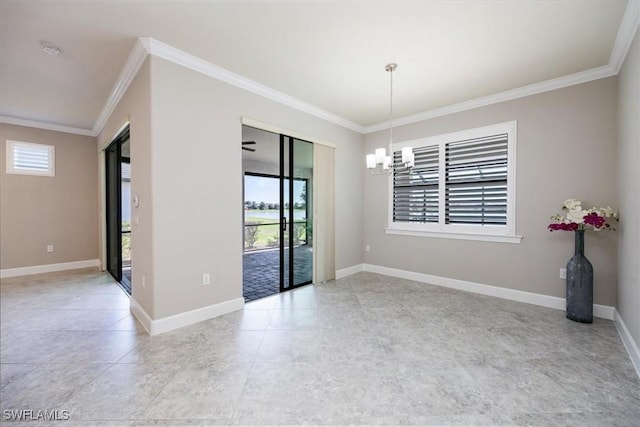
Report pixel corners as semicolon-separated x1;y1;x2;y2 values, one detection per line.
242;127;282;301
105;139;122;283
292;138;313;287
280;135;291;291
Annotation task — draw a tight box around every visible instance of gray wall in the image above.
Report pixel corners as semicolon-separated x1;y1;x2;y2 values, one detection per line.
98;58;153;316
0;124;99;270
101;55;363;320
617;28;640;348
363;77;618;306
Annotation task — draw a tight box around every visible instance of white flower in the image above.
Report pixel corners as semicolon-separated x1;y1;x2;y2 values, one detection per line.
589;206;617;218
602;206;615;217
566;209;587;223
563;199;582;211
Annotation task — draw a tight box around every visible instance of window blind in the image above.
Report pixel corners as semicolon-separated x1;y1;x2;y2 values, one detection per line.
6;141;54;176
393;145;439;223
445;134;508;225
14;144;51;172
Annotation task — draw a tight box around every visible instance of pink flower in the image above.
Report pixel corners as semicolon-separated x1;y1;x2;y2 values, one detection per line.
583;212;606;229
548;222;579;232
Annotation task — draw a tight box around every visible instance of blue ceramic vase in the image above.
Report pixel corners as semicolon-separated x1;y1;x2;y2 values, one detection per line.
566;229;593;323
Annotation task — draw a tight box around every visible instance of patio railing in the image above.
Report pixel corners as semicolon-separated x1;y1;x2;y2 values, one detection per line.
244;220;309;252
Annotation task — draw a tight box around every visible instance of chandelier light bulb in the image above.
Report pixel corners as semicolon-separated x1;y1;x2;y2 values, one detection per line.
402;147;412;164
366;154;377;169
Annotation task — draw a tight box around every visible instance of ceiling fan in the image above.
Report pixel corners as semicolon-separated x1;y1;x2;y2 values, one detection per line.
242;141;256;152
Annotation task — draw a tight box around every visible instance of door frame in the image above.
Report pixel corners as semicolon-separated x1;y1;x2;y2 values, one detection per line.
104;125;130;292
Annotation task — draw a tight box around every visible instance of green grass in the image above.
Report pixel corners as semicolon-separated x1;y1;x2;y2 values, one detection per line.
244;211;308;250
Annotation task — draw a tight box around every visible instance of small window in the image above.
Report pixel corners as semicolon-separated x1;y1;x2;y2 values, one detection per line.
388;121;520;243
6;140;55;177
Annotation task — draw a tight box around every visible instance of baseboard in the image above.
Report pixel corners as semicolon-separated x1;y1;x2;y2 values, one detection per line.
614;309;640;378
359;263;615;320
131;297;245;335
335;263;364;279
0;259;101;279
130;297;153;335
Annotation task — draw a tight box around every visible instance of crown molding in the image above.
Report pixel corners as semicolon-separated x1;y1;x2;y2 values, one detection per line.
363;65;616;134
0;115;96;137
92;38;149;137
7;1;638;140
610;0;640;73
365;2;640;134
143;38;364;134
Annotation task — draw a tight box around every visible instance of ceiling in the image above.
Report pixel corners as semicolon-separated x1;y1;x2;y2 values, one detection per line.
0;1;635;135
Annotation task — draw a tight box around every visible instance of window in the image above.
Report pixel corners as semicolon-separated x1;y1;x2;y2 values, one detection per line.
388;121;520;243
6;140;55;177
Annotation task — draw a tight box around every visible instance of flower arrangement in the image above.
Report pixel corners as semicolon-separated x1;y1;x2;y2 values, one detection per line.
548;199;618;232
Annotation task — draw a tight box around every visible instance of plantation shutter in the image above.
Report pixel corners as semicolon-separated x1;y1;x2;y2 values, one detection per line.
6;141;55;176
393;145;439;223
445;134;508;225
14;144;51;172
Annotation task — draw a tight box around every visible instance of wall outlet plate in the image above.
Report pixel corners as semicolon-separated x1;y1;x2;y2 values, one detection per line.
560;268;567;279
202;273;211;285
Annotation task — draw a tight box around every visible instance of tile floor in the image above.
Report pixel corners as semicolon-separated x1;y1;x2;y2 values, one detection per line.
1;268;639;426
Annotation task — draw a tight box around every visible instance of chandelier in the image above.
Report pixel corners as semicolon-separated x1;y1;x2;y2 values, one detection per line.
366;63;414;174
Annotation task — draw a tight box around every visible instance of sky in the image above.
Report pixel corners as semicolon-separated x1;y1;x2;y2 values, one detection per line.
244;175;305;205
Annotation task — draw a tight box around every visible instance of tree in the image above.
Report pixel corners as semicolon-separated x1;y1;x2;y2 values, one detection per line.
258;201;266;210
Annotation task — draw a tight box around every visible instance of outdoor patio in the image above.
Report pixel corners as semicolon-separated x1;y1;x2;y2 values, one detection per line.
243;245;313;302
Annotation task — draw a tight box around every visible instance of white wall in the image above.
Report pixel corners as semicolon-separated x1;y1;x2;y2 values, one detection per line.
617;27;640;348
363;77;618;306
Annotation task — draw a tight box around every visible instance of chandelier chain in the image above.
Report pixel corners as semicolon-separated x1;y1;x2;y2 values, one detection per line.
389;64;394;146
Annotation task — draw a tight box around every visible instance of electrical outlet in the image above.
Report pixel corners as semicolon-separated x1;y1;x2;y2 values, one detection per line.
141;275;146;288
560;268;567;279
202;273;211;285
365;245;370;252
47;244;54;253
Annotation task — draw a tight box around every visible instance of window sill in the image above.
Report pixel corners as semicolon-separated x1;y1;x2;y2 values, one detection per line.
385;228;523;244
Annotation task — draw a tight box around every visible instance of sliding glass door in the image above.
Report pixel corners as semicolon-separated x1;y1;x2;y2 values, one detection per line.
105;126;131;294
242;127;313;301
280;136;313;292
105;137;122;283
